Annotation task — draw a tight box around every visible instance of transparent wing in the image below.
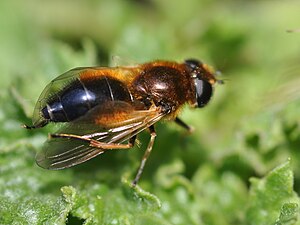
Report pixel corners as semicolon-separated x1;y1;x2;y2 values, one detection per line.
32;67;102;126
36;101;166;170
32;66;139;126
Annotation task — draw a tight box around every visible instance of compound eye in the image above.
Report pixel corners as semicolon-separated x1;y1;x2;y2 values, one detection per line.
185;59;202;70
195;78;213;107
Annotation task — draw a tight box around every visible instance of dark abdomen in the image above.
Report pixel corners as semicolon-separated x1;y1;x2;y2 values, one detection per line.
42;77;132;122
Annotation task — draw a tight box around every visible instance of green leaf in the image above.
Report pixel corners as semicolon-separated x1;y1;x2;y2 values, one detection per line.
275;203;299;225
1;0;300;224
247;160;300;225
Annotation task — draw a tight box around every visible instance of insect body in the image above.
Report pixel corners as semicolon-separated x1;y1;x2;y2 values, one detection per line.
24;59;218;185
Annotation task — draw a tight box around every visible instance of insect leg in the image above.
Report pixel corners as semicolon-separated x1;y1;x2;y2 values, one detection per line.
90;135;137;149
132;125;156;186
174;117;194;133
22;120;48;129
50;133;136;150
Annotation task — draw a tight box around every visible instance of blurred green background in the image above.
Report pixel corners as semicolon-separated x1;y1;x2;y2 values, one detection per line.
1;0;300;224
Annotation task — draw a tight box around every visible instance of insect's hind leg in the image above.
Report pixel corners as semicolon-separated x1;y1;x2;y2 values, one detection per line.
22;120;49;129
50;133;136;150
90;135;137;149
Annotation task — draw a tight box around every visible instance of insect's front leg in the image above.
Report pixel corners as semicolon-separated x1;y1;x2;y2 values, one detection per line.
174;117;194;133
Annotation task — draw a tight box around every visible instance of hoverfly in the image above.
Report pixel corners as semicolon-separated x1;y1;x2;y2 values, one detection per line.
24;59;219;185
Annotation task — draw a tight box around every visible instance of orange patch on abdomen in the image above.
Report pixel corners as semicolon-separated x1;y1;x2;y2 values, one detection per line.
79;67;140;84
